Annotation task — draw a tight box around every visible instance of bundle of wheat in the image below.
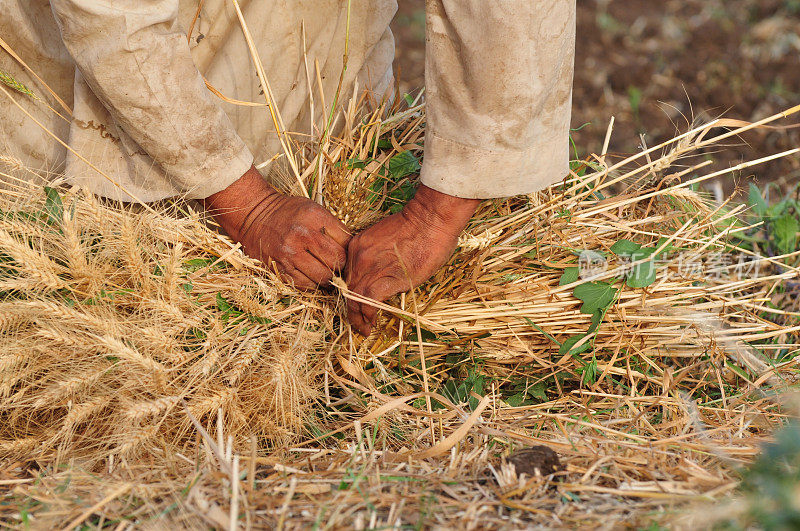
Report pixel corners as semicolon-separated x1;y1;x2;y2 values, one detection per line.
1;86;799;527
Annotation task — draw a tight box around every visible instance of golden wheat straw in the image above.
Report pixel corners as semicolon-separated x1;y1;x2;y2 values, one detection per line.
0;94;797;528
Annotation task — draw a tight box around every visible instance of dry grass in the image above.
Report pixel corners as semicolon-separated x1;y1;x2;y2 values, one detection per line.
0;86;799;528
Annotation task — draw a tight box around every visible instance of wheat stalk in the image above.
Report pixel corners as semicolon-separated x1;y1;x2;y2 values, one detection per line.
0;69;35;98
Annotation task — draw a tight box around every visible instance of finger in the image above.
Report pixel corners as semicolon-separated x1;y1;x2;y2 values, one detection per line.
366;275;409;302
344;238;383;335
347;249;396;293
347;277;400;337
358;277;403;331
345;280;376;336
346;298;372;336
344;235;362;285
345;285;377;336
280;262;318;290
343;246;364;332
295;252;335;286
346;281;375;335
308;232;347;272
322;216;352;249
355;314;373;336
358;296;379;334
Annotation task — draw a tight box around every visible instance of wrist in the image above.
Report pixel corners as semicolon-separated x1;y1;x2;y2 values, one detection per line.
201;165;282;240
404;184;481;233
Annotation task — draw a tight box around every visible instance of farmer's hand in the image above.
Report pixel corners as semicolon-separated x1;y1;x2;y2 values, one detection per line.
202;166;350;289
345;185;480;335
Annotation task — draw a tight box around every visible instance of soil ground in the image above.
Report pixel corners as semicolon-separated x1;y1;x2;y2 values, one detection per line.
392;0;800;197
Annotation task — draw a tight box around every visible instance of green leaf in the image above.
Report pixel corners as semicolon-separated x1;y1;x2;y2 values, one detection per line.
748;184;769;216
611;238;667;288
468;394;480;411
43;186;64;226
505;392;527;407
217;293;243;324
387;151;421;181
183;257;216;273
559;334;591;356
407;327;438;343
528;381;548;401
579;356;598;385
334;157;369;170
412;397;427;410
388;180;417;208
216;293;232;312
573;281;617;315
628;86;642;115
774;214;799;255
653;237;674;259
467;372;485;411
625;249;658;288
610;239;642;256
559;267;579;285
442;380;460;405
403;93;415;106
766;202;789;219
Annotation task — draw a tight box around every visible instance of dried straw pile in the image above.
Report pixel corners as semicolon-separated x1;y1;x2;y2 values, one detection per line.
1;96;799;528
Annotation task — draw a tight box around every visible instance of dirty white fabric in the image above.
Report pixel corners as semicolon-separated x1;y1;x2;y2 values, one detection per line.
0;0;575;201
421;1;576;198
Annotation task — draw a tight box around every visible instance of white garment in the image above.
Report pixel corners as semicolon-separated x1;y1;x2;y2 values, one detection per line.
0;0;575;201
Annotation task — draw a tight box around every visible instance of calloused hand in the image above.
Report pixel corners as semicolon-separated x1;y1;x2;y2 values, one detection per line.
345;185;480;335
203;166;351;289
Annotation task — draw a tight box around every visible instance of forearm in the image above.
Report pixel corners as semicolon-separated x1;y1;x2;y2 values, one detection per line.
201;166;280;242
403;185;481;233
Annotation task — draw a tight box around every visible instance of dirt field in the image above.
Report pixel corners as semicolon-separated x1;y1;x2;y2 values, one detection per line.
393;0;800;195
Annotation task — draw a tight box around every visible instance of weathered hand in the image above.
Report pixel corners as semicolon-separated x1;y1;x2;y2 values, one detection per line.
203;166;350;289
345;185;481;335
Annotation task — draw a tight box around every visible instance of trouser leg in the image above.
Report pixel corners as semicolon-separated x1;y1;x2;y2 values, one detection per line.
420;1;576;198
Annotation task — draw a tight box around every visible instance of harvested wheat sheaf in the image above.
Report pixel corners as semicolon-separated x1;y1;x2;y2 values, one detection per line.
0;96;799;528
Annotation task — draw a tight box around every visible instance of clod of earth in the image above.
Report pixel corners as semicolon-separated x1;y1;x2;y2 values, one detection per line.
505;445;563;478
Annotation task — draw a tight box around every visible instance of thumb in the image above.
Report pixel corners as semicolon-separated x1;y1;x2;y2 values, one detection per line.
323;216;352;248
